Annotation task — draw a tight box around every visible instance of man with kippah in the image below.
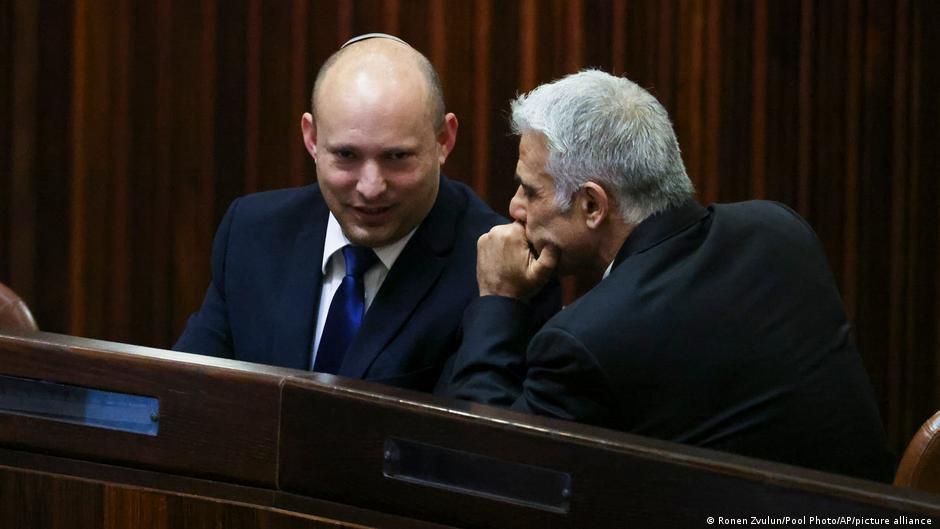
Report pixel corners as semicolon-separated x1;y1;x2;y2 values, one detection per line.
176;35;557;392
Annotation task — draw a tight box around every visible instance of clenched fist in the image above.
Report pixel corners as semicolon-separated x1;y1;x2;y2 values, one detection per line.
476;222;559;300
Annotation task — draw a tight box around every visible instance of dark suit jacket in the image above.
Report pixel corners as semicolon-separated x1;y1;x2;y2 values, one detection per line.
448;199;896;482
175;175;524;392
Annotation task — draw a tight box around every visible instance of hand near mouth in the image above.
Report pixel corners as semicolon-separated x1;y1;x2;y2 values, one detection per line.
476;222;558;300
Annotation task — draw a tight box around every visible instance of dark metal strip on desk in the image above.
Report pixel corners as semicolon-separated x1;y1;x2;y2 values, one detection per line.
383;437;571;513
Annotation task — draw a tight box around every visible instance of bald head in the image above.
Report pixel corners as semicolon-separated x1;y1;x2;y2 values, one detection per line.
310;38;446;131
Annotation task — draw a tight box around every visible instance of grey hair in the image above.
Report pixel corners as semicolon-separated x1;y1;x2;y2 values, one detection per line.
510;69;694;225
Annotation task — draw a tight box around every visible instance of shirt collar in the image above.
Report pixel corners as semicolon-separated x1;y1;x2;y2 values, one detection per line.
321;213;418;274
611;199;709;272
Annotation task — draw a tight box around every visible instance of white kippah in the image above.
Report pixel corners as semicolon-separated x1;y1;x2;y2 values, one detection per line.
340;33;410;49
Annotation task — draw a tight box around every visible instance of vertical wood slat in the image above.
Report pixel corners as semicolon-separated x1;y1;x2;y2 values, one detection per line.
68;0;86;335
0;0;10;283
519;0;537;92
79;0;114;340
877;0;906;445
655;1;676;122
565;0;583;72
917;0;940;411
257;3;294;193
10;0;37;305
437;1;474;186
702;0;720;197
611;0;626;72
843;0;862;322
472;0;492;198
151;0;172;344
750;0;767;199
201;0;216;212
676;0;704;201
31;0;73;334
173;0;217;337
892;0;913;442
797;0;813;215
382;0;399;35
244;0;260;194
336;0;353;44
429;1;445;73
109;0;131;340
288;0;308;188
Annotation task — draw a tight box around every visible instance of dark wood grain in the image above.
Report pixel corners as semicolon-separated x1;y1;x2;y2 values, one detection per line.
0;447;457;528
0;332;938;528
0;0;938;457
0;465;103;528
0;331;285;486
0;462;384;529
9;0;37;308
278;374;940;529
0;1;11;284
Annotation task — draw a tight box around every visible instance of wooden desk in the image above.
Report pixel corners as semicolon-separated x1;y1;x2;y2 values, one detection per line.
0;330;937;528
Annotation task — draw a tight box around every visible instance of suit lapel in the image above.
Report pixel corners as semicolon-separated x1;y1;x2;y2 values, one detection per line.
339;176;462;379
270;185;330;369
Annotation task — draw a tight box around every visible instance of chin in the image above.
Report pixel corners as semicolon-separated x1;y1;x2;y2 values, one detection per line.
347;232;388;248
347;225;402;248
557;250;597;278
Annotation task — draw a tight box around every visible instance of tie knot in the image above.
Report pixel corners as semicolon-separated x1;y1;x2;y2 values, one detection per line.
342;245;378;278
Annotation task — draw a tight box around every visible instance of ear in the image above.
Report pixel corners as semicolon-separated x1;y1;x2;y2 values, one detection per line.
437;112;459;164
578;182;610;230
301;113;318;161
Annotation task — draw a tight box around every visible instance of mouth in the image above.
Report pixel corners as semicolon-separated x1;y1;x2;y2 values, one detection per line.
526;239;539;258
351;205;394;223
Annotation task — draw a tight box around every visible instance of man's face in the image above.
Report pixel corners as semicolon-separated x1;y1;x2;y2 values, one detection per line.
509;132;588;275
307;73;453;248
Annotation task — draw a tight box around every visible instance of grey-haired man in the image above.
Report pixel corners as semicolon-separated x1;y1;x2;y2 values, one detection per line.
447;70;894;482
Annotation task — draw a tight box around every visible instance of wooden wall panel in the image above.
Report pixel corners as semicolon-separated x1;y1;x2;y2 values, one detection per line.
0;464;383;528
2;0;73;336
0;3;9;293
8;0;36;309
0;469;103;527
1;0;938;455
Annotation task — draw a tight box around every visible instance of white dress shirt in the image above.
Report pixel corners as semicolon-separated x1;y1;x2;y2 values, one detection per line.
311;213;417;364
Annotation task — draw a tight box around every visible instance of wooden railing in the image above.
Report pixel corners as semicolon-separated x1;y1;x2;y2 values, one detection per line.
1;330;937;528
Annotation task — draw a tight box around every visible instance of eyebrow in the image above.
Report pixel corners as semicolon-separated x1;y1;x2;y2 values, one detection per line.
323;142;357;152
324;141;420;153
514;173;536;194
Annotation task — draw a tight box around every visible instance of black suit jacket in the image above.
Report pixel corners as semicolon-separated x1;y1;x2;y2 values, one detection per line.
448;199;895;482
175;175;535;392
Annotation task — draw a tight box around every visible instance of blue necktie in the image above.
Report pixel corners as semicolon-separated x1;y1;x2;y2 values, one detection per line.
314;245;379;374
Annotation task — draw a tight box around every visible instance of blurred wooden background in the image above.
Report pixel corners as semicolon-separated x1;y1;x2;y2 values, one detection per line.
2;0;938;456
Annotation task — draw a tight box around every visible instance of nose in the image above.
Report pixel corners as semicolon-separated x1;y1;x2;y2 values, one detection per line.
356;162;387;201
509;185;526;223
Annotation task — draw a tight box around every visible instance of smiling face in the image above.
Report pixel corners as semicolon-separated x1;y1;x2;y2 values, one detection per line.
303;44;456;248
509;132;594;275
